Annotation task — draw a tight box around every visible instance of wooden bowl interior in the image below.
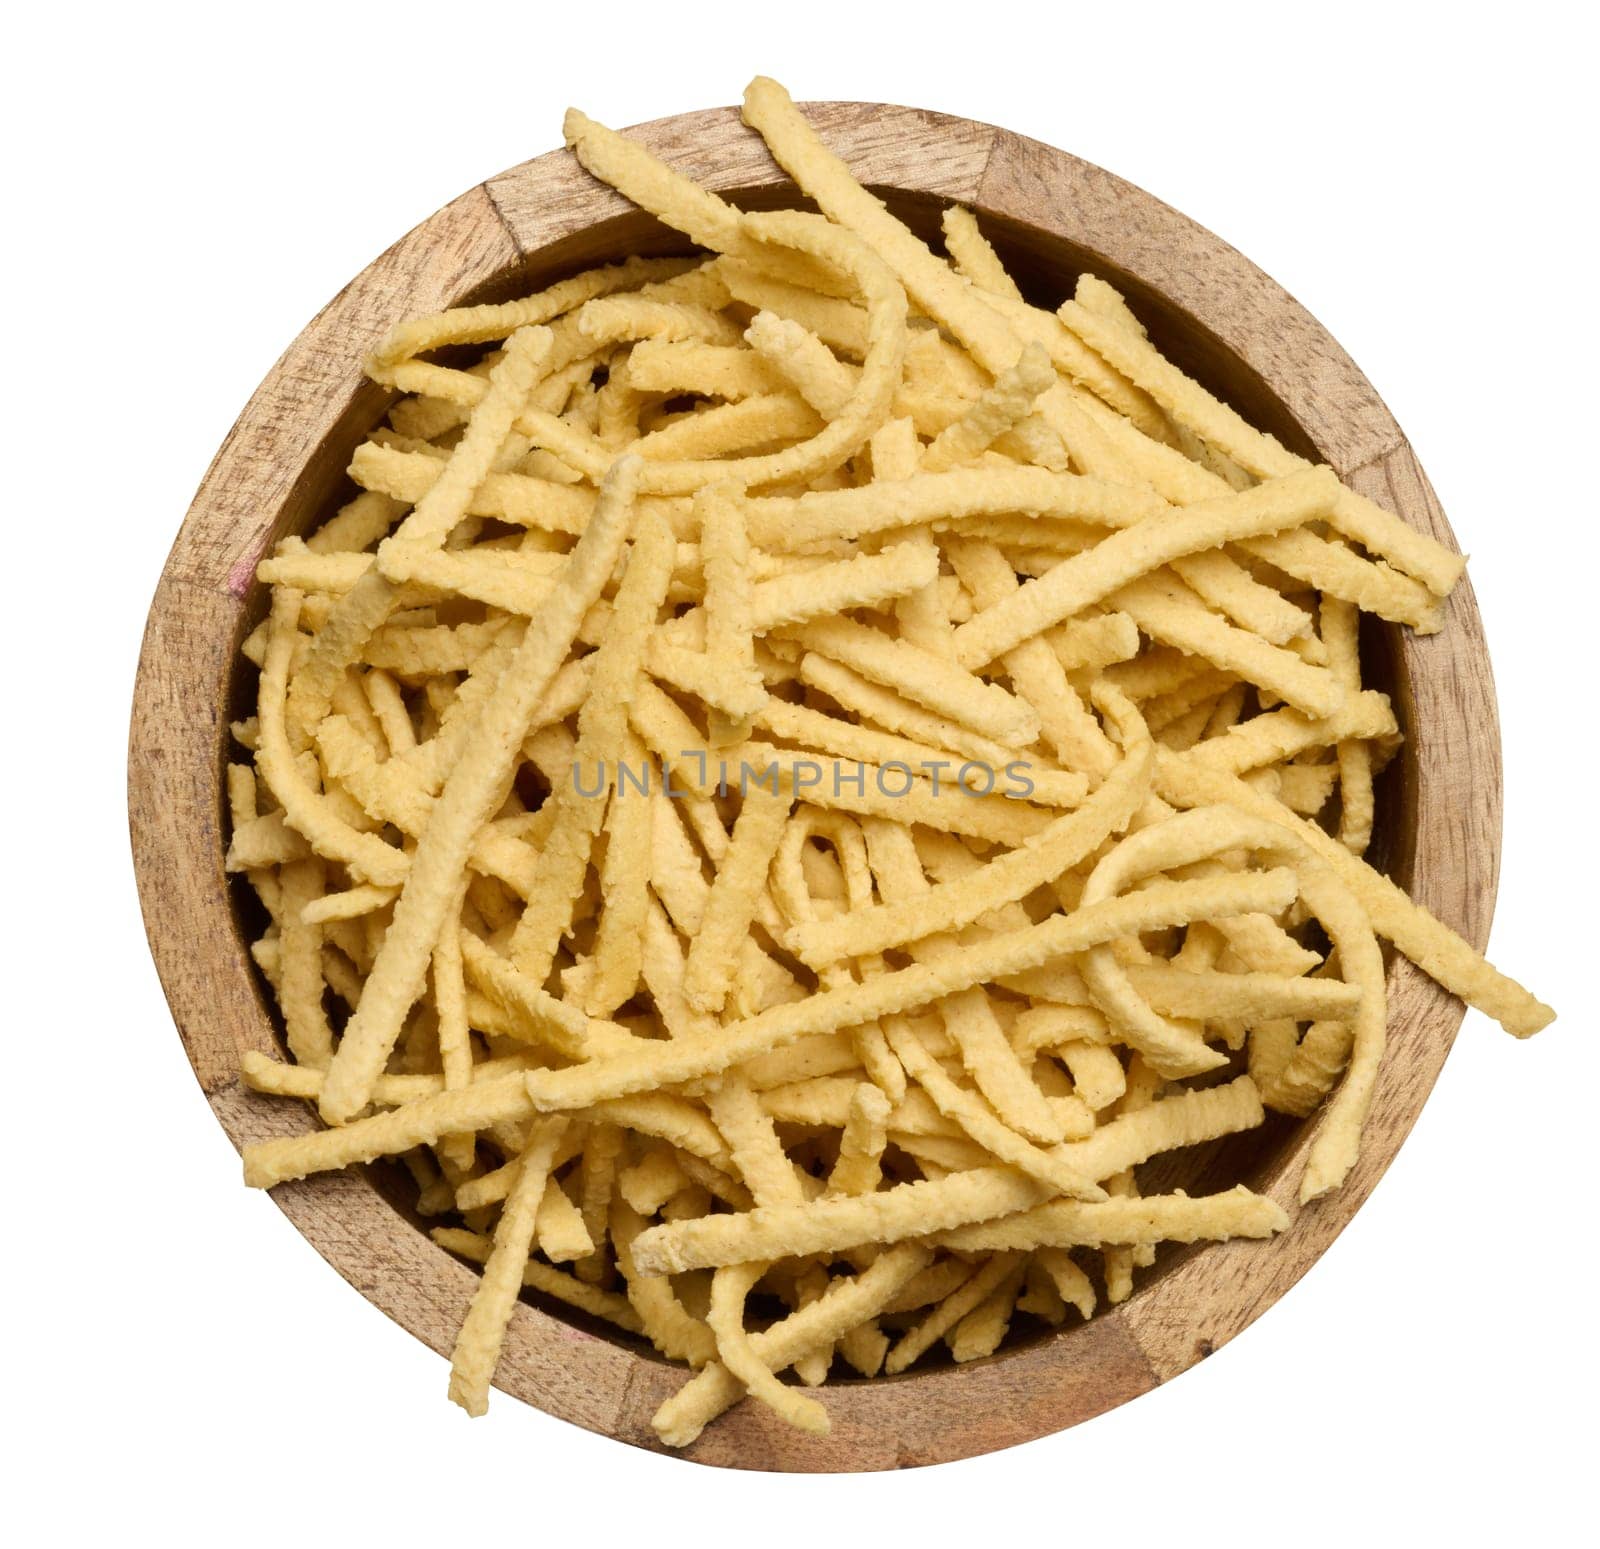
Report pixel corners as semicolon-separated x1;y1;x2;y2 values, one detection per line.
223;181;1417;1373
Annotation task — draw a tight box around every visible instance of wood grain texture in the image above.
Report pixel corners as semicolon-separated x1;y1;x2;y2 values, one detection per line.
487;103;996;252
127;104;1500;1470
977;129;1402;476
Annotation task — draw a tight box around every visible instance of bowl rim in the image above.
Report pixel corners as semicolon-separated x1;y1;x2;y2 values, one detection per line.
126;99;1502;1471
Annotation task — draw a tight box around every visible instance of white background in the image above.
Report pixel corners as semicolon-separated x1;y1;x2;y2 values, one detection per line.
7;2;1593;1542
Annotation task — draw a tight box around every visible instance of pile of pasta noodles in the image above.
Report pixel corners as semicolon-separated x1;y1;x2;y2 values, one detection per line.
229;76;1553;1444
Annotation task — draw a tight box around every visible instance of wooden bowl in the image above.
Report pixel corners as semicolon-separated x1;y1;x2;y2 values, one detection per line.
128;102;1500;1471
